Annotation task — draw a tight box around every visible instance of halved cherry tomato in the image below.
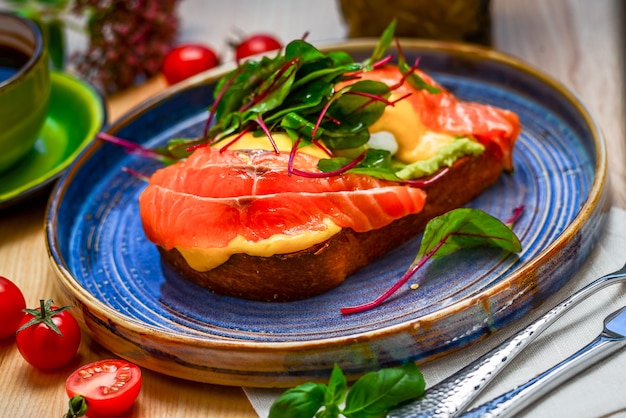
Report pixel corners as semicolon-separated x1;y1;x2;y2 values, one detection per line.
66;359;142;418
0;275;26;339
16;299;81;370
162;43;219;85
233;33;282;61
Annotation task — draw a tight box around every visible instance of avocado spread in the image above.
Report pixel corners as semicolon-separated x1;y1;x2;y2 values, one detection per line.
395;137;485;180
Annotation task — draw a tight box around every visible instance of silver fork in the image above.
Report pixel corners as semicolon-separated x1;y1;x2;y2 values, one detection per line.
459;304;626;417
387;262;626;418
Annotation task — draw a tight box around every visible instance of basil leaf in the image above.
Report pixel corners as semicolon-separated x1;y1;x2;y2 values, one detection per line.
268;382;327;418
419;208;523;258
342;362;426;418
324;364;348;414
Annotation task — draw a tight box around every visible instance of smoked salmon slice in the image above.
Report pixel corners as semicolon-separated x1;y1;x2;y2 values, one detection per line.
148;148;399;199
140;147;427;250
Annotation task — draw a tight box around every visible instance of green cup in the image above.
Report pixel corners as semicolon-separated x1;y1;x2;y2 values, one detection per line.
0;11;51;174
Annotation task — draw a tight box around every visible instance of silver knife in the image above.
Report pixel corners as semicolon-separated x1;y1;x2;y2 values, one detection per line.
386;262;626;418
460;304;626;417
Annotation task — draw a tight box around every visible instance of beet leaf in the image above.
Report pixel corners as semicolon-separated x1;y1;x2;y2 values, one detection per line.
340;208;523;315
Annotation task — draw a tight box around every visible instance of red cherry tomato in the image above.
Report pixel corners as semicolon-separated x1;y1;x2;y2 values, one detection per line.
162;43;219;85
0;276;26;339
66;359;142;418
234;34;282;61
16;299;81;370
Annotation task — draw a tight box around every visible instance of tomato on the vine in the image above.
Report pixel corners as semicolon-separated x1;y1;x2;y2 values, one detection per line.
16;299;81;370
233;33;282;61
162;43;219;85
65;359;142;418
0;276;26;339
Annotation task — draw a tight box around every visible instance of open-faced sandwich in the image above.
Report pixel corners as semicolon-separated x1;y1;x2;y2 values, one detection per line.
138;23;521;302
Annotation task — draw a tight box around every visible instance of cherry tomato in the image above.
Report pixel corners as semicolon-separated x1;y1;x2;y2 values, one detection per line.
233;34;282;61
0;276;26;339
66;359;142;418
162;43;219;85
16;299;81;370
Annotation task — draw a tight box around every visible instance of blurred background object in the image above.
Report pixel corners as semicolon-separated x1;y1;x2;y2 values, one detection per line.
2;0;180;95
0;11;50;174
338;0;492;45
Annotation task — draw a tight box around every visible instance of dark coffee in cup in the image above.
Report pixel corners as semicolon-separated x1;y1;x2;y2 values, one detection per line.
0;45;30;83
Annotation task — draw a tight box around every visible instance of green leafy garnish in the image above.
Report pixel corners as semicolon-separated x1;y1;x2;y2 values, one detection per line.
158;21;437;172
269;363;425;418
341;207;523;315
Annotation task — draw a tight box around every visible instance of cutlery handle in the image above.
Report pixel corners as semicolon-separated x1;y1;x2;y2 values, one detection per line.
387;271;626;418
460;335;625;418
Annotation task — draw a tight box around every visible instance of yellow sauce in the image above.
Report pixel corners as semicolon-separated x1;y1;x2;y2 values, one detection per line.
217;131;329;159
178;219;342;271
368;97;456;163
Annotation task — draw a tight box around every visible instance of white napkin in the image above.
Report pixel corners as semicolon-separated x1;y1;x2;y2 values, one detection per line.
244;206;626;418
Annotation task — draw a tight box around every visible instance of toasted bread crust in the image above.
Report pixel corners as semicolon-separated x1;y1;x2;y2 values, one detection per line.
159;143;504;301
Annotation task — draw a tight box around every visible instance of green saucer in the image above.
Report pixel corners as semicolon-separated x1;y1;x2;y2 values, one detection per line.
0;71;106;209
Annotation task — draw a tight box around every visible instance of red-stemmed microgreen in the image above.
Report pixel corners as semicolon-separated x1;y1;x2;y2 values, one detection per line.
120;166;151;182
371;54;394;69
345;90;396;108
290;151;367;178
311;93;337;140
395;38;440;95
390;57;422;90
254;115;280;153
203;66;243;138
240;57;300;113
218;126;252;152
505;205;525;227
340;207;523;315
97;132;174;164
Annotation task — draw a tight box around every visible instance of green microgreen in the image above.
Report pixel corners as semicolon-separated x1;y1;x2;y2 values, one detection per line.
340;207;524;315
154;20;438;181
268;362;425;418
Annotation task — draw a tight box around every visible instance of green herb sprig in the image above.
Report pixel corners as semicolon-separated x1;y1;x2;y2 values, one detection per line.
268;362;426;418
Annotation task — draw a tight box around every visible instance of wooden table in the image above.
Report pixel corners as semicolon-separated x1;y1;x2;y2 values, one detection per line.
0;1;623;416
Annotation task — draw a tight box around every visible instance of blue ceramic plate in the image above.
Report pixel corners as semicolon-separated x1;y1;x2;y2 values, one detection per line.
0;71;106;209
46;40;609;388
